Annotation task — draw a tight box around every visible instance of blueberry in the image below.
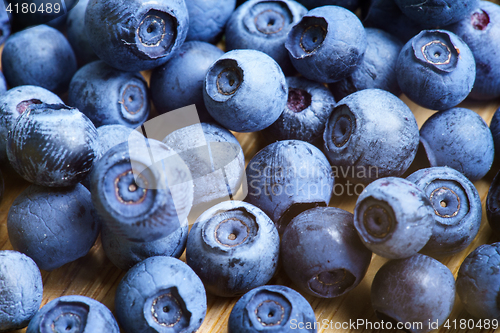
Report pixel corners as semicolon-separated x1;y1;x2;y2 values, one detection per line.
246;140;334;233
296;0;359;11
150;41;224;122
0;72;7;95
225;0;307;73
456;243;500;319
329;28;403;101
26;295;120;333
90;140;193;243
446;1;500;100
7;184;100;271
85;0;189;72
363;0;422;43
228;285;317;333
66;0;99;66
323;89;419;184
101;222;188;271
354;177;434;259
371;254;455;332
203;49;287;132
2;24;77;94
115;256;207;333
9;0;77;28
486;171;500;237
285;5;367;83
0;250;43;332
162;122;245;215
419;107;494;181
0;86;63;165
396;29;476;111
186;0;236;43
491;106;500;156
395;0;479;28
68;60;150;128
7;103;99;187
281;207;372;298
0;4;11;46
186;200;279;297
261;76;336;146
407;167;482;257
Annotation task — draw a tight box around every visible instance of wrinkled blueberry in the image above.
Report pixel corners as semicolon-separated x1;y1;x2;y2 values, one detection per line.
354;177;434;259
371;254;455;333
2;24;77;94
0;250;43;332
101;221;188;271
262;76;336;146
186;201;279;297
203;49;287;132
447;1;500;100
225;0;307;73
162;122;245;215
7;103;98;187
228;285;317;333
329;28;403;100
419;107;494;181
281;207;372;298
85;0;189;71
68;60;150;128
395;0;479;28
186;0;236;43
66;0;99;66
26;295;119;333
246;140;334;233
90;140;193;243
285;5;367;83
456;243;500;319
150;41;224;121
323;89;419;184
115;256;207;333
396;29;476;111
407;167;482;257
7;184;100;271
0;86;62;165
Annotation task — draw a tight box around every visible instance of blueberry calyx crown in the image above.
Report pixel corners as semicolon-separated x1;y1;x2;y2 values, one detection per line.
40;301;89;333
217;67;243;96
135;10;177;59
120;84;146;116
287;16;327;57
329;105;355;148
203;207;259;251
147;288;190;330
16;99;42;115
248;1;293;35
245;290;291;329
358;198;395;240
429;186;460;218
114;169;148;205
308;269;356;297
412;30;459;73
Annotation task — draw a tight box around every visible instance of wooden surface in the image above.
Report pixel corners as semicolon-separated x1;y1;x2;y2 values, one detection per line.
0;95;499;333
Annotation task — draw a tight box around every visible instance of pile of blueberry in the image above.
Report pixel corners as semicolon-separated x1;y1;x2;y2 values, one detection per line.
1;0;500;332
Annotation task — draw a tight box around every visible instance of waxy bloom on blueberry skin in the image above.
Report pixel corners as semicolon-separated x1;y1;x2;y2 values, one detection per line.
246;140;334;234
27;295;120;333
203;49;287;132
85;0;189;72
285;5;367;83
396;30;476;111
228;285;317;333
115;256;207;333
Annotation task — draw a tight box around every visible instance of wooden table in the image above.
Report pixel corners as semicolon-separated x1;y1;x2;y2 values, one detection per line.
1;94;499;333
